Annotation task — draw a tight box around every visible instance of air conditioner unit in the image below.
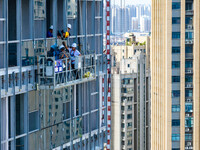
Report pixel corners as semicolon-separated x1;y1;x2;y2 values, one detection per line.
185;128;190;132
189;146;193;149
188;25;193;29
186;84;193;88
186;113;190;117
187;142;192;146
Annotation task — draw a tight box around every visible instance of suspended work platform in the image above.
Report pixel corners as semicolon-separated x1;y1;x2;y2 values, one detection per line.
38;54;97;90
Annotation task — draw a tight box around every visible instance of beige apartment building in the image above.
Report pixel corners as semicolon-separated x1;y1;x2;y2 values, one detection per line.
151;0;198;149
111;38;151;150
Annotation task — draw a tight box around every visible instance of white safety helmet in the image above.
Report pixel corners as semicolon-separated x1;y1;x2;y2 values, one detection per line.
67;24;72;29
50;25;53;30
59;45;65;50
72;43;77;48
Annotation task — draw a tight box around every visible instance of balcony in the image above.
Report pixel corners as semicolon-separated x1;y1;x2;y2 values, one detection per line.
185;24;193;30
185;53;193;60
185;10;194;16
185;68;193;74
185;82;193;88
185;127;193;133
39;54;96;89
185;39;194;44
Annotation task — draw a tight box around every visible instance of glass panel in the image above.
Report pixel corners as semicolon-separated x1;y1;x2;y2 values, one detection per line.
8;0;17;41
16;137;24;150
8;43;17;67
34;39;45;55
0;44;4;68
185;103;193;112
0;21;4;41
185;117;193;127
63;120;71;143
16;95;25;136
22;40;35;66
172;2;181;9
0;0;3;18
172;134;180;141
72;117;82;140
67;0;77;19
34;0;46;20
51;123;62;148
22;0;30;39
29;111;39;132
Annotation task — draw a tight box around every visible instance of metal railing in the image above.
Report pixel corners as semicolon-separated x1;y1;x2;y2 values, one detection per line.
39;54;96;89
0;66;35;97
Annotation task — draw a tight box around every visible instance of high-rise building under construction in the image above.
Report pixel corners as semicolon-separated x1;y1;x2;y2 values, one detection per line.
151;0;198;149
0;0;109;149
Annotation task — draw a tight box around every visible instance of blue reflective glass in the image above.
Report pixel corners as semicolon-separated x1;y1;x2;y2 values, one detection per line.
172;32;180;39
172;47;180;53
172;90;180;98
172;17;180;24
172;119;180;126
172;2;181;9
185;60;193;68
172;61;180;68
172;76;180;82
172;134;180;141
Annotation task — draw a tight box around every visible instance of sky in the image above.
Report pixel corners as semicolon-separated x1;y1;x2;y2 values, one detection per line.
111;0;151;5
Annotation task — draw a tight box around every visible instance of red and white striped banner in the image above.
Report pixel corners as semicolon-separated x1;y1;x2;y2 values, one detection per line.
106;0;111;149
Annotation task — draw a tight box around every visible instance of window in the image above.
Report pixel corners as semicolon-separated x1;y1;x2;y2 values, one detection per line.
172;90;180;98
127;97;133;102
172;61;180;68
172;2;181;9
172;105;180;112
121;88;134;94
172;119;180;126
127;122;132;128
29;111;39;132
185;89;193;97
121;123;125;128
185;60;193;68
172;76;180;82
185;32;193;39
172;47;180;53
122;78;133;84
185;75;193;82
185;17;193;25
185;103;193;112
172;17;180;24
127;140;132;145
127;131;132;138
185;134;192;141
127;114;132;119
185;45;193;53
185;117;193;127
172;134;180;141
172;32;180;39
128;64;130;68
127;105;132;111
186;2;193;10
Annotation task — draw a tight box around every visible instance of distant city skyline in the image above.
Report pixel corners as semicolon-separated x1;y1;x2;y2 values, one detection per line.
111;0;151;6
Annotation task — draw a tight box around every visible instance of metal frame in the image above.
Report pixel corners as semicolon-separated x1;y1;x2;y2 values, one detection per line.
1;0;107;150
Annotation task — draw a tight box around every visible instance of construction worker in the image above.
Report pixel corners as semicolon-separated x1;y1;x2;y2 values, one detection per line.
47;25;53;38
68;43;81;69
59;45;68;59
65;24;72;38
